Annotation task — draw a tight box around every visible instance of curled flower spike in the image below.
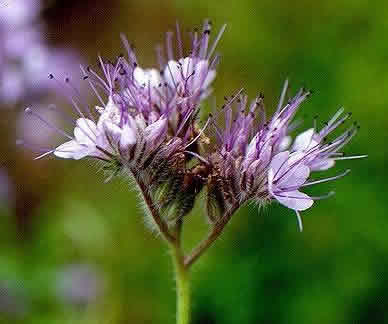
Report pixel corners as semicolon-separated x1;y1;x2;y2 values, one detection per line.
20;20;228;236
206;81;366;230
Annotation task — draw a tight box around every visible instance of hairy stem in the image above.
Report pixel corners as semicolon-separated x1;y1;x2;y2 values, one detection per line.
130;168;176;243
185;203;239;268
171;243;191;324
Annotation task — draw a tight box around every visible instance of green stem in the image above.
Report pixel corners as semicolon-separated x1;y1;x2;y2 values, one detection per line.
171;244;191;324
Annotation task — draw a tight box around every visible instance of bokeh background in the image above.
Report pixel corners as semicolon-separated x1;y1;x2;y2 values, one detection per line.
0;0;384;323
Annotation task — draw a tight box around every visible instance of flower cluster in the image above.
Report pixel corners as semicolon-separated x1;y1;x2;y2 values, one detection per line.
206;82;365;229
22;21;365;230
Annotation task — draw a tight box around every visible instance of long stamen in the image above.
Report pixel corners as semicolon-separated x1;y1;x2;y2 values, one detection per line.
80;67;105;106
166;31;174;62
184;115;212;149
176;21;184;59
309;191;335;200
333;154;368;160
301;169;351;187
184;151;209;164
296;211;303;232
276;79;289;113
25;107;74;140
207;23;227;60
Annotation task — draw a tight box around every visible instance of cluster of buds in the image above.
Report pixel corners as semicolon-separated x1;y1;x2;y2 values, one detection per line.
21;21;365;232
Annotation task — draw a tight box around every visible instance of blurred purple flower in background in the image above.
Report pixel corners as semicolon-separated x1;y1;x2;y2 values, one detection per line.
56;264;103;307
17;104;61;148
0;0;79;106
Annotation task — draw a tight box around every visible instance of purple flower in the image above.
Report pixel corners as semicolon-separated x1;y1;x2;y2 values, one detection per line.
207;81;366;230
268;151;313;230
52;96;168;166
24;20;226;181
0;0;80;105
0;0;39;28
20;21;366;230
56;264;102;306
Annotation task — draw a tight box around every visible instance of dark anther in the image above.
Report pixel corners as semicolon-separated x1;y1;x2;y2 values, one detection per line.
83;75;89;80
160;70;164;75
259;92;264;99
133;62;138;67
86;66;91;72
118;53;124;58
119;69;127;75
48;73;54;79
224;96;228;101
65;77;70;83
204;29;211;35
324;121;329;126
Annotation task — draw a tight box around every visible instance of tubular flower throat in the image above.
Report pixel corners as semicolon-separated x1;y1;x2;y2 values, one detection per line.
21;22;366;230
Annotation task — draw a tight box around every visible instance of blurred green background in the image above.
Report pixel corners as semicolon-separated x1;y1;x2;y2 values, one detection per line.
1;0;384;323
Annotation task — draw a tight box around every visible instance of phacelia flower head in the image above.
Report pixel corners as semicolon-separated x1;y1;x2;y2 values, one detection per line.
22;21;226;212
206;81;366;229
20;20;366;232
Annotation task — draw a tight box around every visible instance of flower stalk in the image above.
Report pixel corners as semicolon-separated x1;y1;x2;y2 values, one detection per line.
171;242;191;324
